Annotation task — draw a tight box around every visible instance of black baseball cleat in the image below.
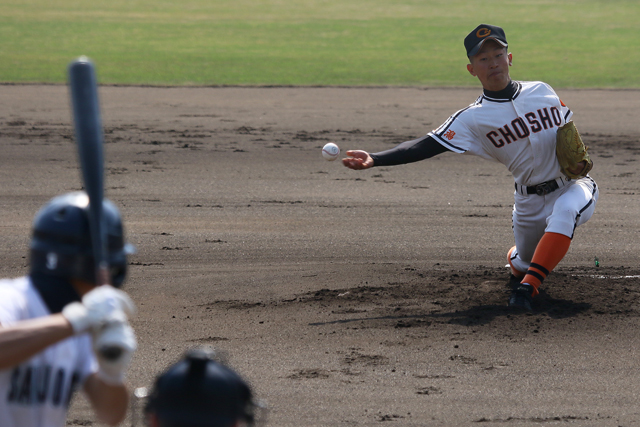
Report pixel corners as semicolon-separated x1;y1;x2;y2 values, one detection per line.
508;284;534;312
507;274;522;290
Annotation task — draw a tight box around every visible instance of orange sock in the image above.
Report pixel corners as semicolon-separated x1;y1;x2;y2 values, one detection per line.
522;232;572;296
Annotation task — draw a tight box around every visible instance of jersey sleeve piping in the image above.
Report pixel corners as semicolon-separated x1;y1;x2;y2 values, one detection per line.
429;102;479;154
564;108;572;121
429;132;467;153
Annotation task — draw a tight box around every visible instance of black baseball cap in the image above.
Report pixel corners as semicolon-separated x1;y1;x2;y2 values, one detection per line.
464;24;508;57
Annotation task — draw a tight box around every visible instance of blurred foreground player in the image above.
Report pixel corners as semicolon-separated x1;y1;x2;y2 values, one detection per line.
145;348;262;427
0;192;137;426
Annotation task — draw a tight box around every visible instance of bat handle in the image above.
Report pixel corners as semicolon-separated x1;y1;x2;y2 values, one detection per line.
96;263;111;287
99;344;124;360
96;264;118;358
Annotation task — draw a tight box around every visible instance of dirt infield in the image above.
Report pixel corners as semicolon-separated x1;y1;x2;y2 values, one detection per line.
1;85;639;426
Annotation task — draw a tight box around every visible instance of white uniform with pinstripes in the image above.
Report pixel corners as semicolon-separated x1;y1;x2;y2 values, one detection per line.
429;81;598;273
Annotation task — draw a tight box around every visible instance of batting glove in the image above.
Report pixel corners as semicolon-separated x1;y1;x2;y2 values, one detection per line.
62;285;136;334
92;311;137;385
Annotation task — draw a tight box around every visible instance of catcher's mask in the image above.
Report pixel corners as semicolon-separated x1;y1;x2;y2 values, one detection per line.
29;191;135;287
144;348;263;427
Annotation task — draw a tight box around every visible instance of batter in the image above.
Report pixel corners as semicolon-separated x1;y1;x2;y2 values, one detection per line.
342;24;598;311
0;192;137;426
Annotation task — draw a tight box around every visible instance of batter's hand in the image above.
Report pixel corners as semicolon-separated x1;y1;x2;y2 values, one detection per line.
92;312;137;385
342;150;374;170
62;285;136;334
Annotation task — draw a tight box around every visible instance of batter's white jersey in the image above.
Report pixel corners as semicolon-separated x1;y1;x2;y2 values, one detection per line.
429;80;572;187
0;277;97;427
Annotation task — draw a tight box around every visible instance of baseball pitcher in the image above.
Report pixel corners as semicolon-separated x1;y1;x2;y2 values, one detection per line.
343;24;598;311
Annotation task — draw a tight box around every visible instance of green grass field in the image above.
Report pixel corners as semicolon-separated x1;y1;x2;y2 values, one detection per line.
0;0;638;87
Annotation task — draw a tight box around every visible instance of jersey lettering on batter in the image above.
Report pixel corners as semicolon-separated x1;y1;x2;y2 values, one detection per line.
486;107;562;148
7;365;81;407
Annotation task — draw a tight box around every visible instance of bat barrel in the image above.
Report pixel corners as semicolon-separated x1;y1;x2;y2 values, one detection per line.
68;56;108;285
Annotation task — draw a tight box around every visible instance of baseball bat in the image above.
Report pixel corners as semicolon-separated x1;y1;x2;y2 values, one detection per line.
69;57;123;360
68;56;109;287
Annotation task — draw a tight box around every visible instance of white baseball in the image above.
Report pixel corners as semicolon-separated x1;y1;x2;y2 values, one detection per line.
322;142;340;161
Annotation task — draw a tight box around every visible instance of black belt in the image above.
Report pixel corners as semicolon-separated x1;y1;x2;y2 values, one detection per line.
516;179;560;196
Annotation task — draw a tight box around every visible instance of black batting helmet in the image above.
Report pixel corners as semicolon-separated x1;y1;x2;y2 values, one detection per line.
145;348;258;427
29;191;134;287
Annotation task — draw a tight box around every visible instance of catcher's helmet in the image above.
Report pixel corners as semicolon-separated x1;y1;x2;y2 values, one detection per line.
145;348;258;427
29;192;134;287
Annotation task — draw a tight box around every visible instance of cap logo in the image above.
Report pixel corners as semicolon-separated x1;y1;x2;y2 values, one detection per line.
477;28;491;38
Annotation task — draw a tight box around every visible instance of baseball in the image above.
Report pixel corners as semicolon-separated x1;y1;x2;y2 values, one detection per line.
322;142;340;161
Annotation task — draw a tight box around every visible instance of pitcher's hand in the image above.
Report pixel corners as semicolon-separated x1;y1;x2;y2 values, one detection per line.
342;150;374;170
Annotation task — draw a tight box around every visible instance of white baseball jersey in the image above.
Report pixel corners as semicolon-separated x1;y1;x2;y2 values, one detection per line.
0;277;97;427
429;80;572;187
428;80;598;270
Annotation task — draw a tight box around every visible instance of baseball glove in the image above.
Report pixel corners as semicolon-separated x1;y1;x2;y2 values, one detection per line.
556;121;593;179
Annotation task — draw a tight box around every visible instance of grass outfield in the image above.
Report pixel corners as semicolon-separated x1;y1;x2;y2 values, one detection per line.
0;0;638;88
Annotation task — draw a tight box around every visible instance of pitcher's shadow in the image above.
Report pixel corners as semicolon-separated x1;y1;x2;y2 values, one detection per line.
308;289;592;328
434;289;592;326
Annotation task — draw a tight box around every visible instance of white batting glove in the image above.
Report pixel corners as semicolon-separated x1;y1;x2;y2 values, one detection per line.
62;285;136;334
92;311;137;385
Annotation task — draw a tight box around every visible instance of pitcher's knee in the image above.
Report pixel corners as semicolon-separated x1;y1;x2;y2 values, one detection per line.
546;209;577;238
